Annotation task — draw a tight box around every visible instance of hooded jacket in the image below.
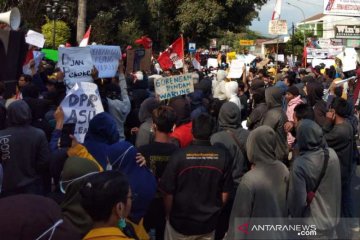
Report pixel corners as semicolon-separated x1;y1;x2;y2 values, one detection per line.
0;100;49;194
84;112;120;169
288;120;341;231
226;126;289;240
286;95;303;146
247;87;267;130
212;70;227;100
210;102;249;186
135;97;159;148
107;74;131;141
107;141;156;224
306;82;327;127
224;81;241;111
0;194;80;240
60;157;101;237
262;87;288;161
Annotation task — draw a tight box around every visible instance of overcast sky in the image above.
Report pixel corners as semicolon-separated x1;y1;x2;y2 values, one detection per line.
251;0;324;36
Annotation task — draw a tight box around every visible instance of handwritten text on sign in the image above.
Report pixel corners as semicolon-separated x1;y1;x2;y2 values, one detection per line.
155;74;194;100
61;82;104;143
58;47;93;89
90;46;121;78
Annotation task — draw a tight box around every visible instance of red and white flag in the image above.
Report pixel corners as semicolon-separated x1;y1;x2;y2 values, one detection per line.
22;49;34;75
192;52;201;70
79;26;91;47
157;36;184;70
272;0;282;20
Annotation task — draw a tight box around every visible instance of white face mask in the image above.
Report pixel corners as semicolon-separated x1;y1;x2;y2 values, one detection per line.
59;172;98;194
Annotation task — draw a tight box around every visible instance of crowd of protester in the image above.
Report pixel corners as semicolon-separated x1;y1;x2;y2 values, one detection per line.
0;52;359;240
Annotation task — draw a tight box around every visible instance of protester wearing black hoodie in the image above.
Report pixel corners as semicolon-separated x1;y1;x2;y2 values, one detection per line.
0;100;49;196
306;82;328;127
262;87;288;162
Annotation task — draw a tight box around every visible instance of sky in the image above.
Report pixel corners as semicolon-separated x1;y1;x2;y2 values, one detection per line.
251;0;324;36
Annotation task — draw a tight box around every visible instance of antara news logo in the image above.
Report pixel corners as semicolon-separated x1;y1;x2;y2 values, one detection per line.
237;221;317;239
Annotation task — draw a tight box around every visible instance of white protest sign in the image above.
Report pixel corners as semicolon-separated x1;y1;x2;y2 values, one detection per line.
228;60;244;79
207;58;218;68
276;54;285;62
90;45;121;78
58;47;94;90
312;58;335;68
25;30;45;48
154;73;194;101
61;82;104;143
268;20;288;35
338;48;358;72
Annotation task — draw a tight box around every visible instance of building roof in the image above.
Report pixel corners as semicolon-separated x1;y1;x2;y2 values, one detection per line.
300;13;325;24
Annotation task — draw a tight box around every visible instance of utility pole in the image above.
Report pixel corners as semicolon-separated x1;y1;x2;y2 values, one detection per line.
292;22;295;62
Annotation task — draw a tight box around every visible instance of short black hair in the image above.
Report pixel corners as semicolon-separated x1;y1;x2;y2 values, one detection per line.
80;171;129;222
294;103;315;121
192;113;214;140
152;106;177;133
19;74;32;83
332;98;349;118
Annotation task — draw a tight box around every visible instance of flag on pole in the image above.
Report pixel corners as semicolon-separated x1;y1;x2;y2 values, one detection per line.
192;52;201;70
157;36;184;70
79;26;91;47
271;0;282;20
22;49;34;75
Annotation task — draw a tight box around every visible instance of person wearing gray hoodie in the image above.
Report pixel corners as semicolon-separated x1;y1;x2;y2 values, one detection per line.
226;126;289;240
0;100;49;196
262;87;289;162
288;119;341;239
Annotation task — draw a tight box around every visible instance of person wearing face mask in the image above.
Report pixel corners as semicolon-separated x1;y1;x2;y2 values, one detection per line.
60;157;102;237
81;171;137;240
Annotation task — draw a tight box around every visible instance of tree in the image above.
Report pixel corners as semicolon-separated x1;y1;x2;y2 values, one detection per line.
42;18;71;48
76;0;86;43
285;29;314;59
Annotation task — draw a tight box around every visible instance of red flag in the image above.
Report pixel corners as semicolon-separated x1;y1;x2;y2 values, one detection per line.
22;50;34;75
192;52;201;70
302;46;307;67
79;26;91;47
135;36;153;49
157;36;184;70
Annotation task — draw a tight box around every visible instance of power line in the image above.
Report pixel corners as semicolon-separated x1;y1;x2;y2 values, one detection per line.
295;0;323;7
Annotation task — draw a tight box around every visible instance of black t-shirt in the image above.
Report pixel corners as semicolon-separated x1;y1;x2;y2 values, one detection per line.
138;141;178;181
159;140;233;235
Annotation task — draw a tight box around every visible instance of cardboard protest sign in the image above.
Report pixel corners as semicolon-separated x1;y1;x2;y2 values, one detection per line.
90;45;121;78
207;58;218;68
337;48;358;72
126;48;152;74
58;47;93;89
25;30;45;48
61;82;104;143
154;73;194;101
228;60;244;79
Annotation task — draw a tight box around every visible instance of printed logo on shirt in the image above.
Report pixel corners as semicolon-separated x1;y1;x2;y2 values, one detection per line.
0;135;11;162
186;153;219;160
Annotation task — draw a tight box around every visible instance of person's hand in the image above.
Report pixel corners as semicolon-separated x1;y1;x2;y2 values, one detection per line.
131;127;139;135
56;71;65;82
70;134;79;148
284;121;294;133
54;107;64;130
136;153;146;167
91;66;99;80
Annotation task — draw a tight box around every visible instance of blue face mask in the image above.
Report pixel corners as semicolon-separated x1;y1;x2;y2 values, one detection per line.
59;172;98;194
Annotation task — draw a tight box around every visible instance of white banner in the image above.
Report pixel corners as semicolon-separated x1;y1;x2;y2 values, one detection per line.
207;58;218;68
311;58;335;68
268;20;288;35
154;74;194;101
58;47;94;89
324;0;360;17
61;82;104;143
25;30;45;48
90;45;121;78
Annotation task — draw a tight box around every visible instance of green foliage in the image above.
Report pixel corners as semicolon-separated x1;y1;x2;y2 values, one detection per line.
285;29;314;58
42;18;71;48
117;19;144;46
91;9;118;44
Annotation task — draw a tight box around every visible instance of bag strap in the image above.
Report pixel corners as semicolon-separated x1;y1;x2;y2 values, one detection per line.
313;148;329;193
226;129;242;150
